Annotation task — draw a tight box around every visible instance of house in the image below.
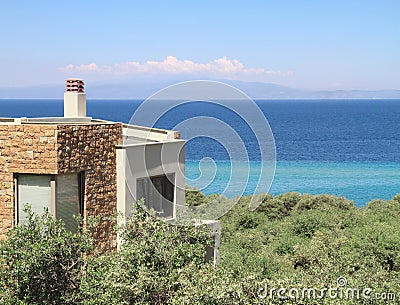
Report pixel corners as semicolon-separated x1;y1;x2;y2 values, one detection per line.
0;79;186;251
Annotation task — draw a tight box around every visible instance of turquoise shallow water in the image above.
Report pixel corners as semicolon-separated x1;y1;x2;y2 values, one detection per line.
186;161;400;206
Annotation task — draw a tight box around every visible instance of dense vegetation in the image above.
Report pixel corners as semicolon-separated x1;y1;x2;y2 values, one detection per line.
220;193;400;304
1;192;400;304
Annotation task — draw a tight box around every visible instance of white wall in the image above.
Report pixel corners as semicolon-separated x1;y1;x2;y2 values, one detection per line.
116;140;186;221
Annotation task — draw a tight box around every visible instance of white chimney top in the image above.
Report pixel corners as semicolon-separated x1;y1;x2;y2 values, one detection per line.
64;79;86;117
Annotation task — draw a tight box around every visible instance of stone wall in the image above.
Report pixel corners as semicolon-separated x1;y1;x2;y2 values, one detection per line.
57;123;122;251
0;124;58;239
0;122;122;252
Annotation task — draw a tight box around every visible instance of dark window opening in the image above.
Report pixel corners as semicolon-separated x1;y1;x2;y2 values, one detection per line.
136;174;175;218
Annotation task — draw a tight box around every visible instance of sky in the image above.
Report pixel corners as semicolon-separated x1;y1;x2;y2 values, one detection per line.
1;0;399;90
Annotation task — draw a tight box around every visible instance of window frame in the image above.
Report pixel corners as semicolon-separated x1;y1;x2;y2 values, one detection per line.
55;172;85;231
136;173;176;219
14;173;85;227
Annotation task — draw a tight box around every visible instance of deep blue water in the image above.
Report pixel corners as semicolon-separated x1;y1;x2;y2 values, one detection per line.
1;99;400;205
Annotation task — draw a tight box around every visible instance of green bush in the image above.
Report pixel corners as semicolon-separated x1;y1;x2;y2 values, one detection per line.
79;204;262;304
0;206;92;305
2;192;400;305
0;203;263;304
219;193;400;304
185;186;209;206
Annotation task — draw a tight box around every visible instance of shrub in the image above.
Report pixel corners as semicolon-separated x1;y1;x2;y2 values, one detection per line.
258;195;290;220
185;186;209;206
79;203;214;304
3;192;400;305
236;214;260;229
0;206;92;305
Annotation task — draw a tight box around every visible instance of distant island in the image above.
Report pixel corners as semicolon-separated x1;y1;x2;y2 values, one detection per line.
1;79;400;99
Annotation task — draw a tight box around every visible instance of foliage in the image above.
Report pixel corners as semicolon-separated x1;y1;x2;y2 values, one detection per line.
0;204;261;304
1;192;400;304
79;205;214;304
219;193;400;304
0;206;92;305
185;186;209;206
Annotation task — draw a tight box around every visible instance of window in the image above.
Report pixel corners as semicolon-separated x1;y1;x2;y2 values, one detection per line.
56;174;83;232
136;174;175;218
16;173;84;232
17;175;52;224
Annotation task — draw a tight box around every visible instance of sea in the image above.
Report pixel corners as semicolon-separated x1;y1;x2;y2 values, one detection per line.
1;99;400;206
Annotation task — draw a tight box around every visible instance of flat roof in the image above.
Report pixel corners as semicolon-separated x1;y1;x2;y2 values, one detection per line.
0;117;181;142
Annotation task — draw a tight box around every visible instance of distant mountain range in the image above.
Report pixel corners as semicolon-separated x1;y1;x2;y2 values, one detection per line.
1;80;400;99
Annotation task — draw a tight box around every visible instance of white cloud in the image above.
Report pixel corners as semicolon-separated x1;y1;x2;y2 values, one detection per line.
58;56;292;81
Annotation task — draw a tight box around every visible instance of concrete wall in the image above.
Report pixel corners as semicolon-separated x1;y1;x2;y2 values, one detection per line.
63;92;87;117
117;140;186;221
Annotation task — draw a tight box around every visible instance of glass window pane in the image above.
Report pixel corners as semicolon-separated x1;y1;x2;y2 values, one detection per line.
136;174;174;218
18;175;51;224
56;174;80;232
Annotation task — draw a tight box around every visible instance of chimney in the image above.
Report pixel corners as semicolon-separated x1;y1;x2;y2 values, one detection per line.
64;79;86;117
